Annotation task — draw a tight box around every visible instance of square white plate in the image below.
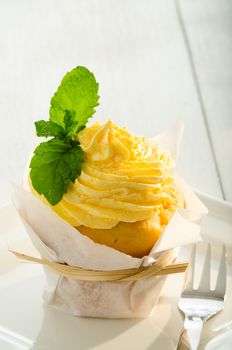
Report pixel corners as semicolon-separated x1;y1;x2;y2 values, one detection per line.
0;192;231;350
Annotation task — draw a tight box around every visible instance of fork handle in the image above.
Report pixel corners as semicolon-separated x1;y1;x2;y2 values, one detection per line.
177;317;204;350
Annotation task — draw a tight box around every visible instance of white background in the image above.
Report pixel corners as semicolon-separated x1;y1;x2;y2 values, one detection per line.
0;0;231;206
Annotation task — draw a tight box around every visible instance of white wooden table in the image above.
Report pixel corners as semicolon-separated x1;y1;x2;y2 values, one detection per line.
0;0;231;206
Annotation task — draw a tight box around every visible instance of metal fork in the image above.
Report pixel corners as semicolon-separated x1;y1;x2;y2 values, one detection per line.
177;243;227;350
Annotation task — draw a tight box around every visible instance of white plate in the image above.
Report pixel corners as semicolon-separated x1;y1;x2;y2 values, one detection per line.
0;193;232;350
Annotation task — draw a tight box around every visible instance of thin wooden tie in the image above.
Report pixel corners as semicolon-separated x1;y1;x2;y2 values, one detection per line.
10;250;188;281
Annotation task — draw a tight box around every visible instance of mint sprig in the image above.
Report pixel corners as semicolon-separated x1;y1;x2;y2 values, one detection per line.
30;66;99;205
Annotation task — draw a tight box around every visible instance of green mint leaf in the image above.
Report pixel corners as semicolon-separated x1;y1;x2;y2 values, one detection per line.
35;120;65;138
49;66;99;134
30;138;84;205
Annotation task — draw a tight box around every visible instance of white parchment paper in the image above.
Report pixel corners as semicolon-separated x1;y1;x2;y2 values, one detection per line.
12;122;208;318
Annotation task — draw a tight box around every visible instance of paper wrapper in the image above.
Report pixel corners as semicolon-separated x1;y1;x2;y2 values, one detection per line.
12;122;208;318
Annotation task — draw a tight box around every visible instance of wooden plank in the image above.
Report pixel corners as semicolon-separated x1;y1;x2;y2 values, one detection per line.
0;0;223;207
179;0;232;201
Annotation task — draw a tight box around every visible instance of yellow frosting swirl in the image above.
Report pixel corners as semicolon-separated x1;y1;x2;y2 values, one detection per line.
31;120;181;229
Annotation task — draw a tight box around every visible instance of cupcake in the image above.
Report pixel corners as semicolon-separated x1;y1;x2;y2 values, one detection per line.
13;66;206;318
29;67;184;258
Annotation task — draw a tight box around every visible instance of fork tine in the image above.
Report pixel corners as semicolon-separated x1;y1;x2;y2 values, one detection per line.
184;243;196;290
214;245;226;297
198;243;211;292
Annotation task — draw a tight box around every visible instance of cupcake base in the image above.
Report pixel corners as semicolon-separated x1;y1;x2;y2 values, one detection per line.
78;217;162;258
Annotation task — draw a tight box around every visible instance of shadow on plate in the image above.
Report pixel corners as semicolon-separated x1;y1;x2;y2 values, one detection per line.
31;294;183;350
31;306;142;350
